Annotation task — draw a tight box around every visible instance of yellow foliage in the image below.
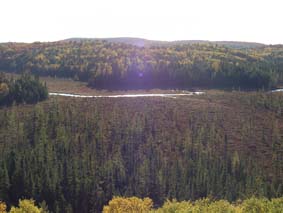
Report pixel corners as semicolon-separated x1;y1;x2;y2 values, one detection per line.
152;197;283;213
103;196;153;213
207;200;239;213
103;196;283;213
241;197;270;213
0;201;7;213
0;83;9;94
211;60;221;72
152;199;194;213
9;199;42;213
35;54;47;62
270;197;283;212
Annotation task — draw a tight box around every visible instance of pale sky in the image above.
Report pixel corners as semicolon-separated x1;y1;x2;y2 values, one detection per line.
1;0;282;44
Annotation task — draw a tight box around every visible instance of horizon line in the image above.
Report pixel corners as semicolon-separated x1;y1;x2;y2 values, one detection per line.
0;37;281;46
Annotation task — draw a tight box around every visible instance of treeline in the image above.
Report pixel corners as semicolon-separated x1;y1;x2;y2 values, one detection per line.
0;92;282;212
2;196;282;213
103;196;283;212
0;73;48;106
0;41;283;89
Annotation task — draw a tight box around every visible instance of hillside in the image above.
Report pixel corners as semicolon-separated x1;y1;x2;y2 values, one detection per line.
63;37;265;48
0;39;282;90
63;37;161;47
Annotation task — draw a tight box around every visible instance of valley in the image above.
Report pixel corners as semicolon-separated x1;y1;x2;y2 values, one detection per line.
0;40;283;212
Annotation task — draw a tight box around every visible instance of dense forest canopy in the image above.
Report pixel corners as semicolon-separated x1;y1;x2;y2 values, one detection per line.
0;40;283;89
0;92;282;212
0;73;48;106
1;39;283;212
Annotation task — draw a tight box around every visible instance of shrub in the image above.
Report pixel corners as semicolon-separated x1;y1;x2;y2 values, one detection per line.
103;196;153;213
241;197;270;213
9;199;43;213
0;201;7;213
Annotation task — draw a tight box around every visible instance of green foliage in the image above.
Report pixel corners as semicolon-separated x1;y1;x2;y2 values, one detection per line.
0;92;282;212
0;73;48;106
1;41;282;89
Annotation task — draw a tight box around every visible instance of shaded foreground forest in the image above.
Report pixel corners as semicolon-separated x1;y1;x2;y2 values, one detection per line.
0;92;283;212
1;40;283;89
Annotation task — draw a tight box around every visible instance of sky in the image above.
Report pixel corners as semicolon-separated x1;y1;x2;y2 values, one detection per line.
1;0;282;44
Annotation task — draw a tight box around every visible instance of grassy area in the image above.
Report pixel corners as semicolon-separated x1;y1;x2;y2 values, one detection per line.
41;76;205;95
2;72;205;95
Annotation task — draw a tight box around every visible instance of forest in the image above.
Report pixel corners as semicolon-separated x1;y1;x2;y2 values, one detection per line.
0;40;283;89
0;73;48;106
0;91;283;212
0;39;283;212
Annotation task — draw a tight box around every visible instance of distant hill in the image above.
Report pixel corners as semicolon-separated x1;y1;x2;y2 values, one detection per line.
1;38;282;90
63;37;167;47
212;41;266;49
63;37;266;48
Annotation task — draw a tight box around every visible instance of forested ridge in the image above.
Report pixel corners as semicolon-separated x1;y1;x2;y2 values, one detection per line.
0;92;282;212
1;40;283;89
